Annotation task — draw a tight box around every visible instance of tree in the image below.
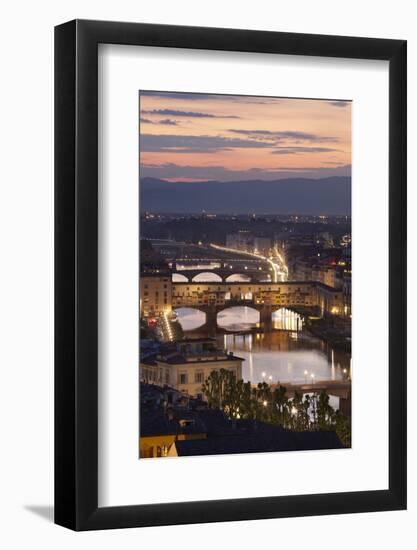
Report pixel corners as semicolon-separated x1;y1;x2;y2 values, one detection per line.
201;371;351;446
316;390;335;430
273;384;288;426
334;409;351;447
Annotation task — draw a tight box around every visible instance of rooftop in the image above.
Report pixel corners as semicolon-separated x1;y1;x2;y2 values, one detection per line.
139;384;344;454
173;430;343;456
155;351;245;365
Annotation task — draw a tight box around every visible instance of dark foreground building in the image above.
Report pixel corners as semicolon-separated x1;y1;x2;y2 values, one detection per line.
140;384;343;458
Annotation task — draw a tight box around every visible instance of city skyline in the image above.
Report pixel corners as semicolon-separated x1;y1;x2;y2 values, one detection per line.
139;91;351;182
139;90;352;459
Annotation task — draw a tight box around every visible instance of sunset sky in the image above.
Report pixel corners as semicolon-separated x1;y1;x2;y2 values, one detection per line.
139;91;351;182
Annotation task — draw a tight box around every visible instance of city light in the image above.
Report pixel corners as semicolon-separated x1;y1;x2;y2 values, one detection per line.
162;312;174;341
210;243;286;283
138;93;352;460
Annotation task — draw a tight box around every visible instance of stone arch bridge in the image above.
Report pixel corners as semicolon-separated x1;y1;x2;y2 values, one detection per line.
171;268;268;283
174;301;286;331
171;280;343;330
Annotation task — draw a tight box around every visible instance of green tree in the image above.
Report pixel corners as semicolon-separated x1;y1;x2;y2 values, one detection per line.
316;390;335;430
334;409;351;447
201;371;351;447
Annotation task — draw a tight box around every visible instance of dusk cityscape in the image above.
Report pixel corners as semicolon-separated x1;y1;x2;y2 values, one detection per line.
139;91;352;459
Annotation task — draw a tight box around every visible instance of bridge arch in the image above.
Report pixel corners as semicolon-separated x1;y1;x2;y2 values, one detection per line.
217;305;260;330
271;307;304;331
174;307;206;331
192;272;223;282
225;273;251;282
172;273;189;282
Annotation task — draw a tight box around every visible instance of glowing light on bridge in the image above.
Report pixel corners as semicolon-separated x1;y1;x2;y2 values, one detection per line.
217;306;260;331
162;312;174;341
210;243;285;283
272;308;303;331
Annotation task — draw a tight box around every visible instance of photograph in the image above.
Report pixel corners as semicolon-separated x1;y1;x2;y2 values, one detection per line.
0;2;410;541
139;91;352;459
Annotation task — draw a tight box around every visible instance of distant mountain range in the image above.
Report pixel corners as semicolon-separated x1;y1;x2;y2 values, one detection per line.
140;176;351;215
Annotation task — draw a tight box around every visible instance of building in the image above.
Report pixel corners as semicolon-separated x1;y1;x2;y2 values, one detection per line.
313;283;344;316
140;274;172;319
225;232;271;256
342;268;352;317
171;280;343;312
253;236;271;255
139;384;208;458
316;231;334;248
139;384;344;458
226;231;252;251
140;239;173;319
140;338;244;396
168;429;343;457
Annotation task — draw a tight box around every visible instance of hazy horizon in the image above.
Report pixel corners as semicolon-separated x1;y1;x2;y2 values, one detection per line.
139;91;351;215
140;176;351;216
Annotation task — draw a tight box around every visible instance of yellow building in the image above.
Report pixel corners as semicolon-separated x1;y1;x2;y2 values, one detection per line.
171;280;344;316
140;430;207;458
313;283;344;316
140;274;172;319
140;338;244;397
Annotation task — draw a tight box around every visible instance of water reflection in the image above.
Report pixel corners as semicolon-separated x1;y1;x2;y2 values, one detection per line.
175;307;206;330
272;307;303;331
217;306;259;332
175;307;351;385
219;332;349;384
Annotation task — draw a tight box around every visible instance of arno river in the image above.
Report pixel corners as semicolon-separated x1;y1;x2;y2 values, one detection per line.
176;305;351;387
173;269;351;393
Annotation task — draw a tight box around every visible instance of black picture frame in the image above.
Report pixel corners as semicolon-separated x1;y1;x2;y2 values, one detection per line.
55;19;407;531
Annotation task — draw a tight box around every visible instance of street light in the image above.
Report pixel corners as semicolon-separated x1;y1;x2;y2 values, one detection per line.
263;400;268;407
304;370;308;384
310;373;315;385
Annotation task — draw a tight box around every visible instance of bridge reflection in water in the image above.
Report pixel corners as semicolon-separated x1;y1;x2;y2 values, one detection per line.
272;308;303;331
175;308;351;410
175;305;304;333
217;306;259;332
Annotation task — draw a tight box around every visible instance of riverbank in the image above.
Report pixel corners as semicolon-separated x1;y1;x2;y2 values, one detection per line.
305;318;351;353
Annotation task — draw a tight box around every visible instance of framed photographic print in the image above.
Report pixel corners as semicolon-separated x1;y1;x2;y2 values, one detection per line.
55;20;407;530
